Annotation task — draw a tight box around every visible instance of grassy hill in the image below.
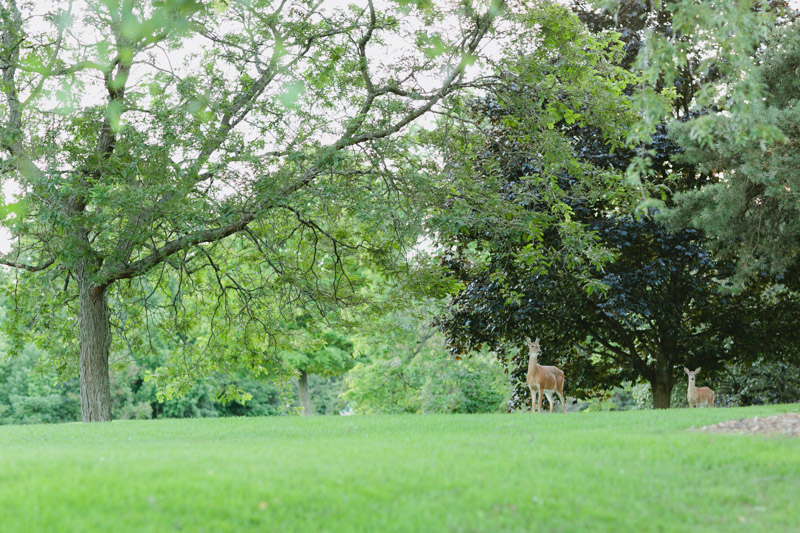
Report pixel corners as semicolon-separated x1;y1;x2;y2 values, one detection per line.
1;405;798;532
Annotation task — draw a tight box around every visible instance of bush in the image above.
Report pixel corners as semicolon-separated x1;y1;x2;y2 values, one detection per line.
308;374;347;416
7;393;80;424
215;377;284;417
0;345;81;425
343;351;507;414
343;358;422;414
1;344;289;424
579;381;689;411
117;402;153;420
625;381;688;410
419;354;507;414
715;358;800;406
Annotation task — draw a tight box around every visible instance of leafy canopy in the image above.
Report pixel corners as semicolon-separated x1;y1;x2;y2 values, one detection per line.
0;0;501;409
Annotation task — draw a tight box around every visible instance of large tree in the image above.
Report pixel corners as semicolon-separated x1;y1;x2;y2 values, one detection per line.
425;3;636;402
0;0;501;421
437;208;788;409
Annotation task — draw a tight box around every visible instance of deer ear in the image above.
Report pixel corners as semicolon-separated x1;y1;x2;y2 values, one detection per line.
534;337;540;344
525;337;531;344
684;367;690;374
694;367;701;374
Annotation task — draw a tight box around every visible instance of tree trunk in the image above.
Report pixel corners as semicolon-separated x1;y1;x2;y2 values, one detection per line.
650;343;676;409
298;369;313;416
78;277;113;422
651;375;673;409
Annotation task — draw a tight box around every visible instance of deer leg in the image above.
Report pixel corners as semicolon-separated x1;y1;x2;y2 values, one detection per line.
557;378;566;413
545;391;554;413
529;386;536;413
537;385;544;413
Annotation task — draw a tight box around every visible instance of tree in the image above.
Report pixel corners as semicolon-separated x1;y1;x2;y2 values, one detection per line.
0;0;500;421
590;1;800;280
426;4;639;400
438;209;785;409
342;301;507;414
280;318;355;416
0;343;81;424
429;2;800;408
666;24;800;281
612;0;794;159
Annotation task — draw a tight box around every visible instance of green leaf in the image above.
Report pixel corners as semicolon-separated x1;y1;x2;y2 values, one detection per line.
106;99;124;132
278;80;306;108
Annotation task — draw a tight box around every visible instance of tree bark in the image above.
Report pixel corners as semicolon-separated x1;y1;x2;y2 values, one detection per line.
298;369;313;416
78;276;113;422
651;375;673;409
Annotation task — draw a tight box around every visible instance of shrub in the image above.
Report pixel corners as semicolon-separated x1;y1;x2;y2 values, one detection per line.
715;358;800;406
343;351;507;414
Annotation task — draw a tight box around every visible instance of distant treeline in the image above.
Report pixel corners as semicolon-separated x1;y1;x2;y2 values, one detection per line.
0;344;309;424
3;340;798;425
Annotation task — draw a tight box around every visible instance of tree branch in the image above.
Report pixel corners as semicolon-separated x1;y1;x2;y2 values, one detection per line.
0;256;55;272
96;2;501;287
99;216;256;285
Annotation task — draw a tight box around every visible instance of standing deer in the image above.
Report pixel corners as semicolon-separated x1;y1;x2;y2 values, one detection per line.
684;367;715;408
525;337;566;413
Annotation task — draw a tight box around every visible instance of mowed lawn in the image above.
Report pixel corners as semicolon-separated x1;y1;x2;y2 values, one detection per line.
1;405;798;532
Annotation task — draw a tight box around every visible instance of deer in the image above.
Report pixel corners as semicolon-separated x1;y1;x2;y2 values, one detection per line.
525;337;566;413
684;367;715;408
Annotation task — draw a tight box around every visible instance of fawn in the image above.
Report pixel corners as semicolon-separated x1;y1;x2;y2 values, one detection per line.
684;367;714;408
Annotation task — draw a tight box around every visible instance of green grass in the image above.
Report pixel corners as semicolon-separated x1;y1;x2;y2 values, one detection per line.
1;405;799;532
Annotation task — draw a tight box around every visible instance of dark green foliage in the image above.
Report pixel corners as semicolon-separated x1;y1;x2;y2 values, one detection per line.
430;4;800;409
429;6;698;408
715;358;800;407
437;208;751;409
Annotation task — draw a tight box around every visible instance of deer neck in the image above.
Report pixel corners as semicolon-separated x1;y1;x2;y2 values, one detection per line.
527;350;539;379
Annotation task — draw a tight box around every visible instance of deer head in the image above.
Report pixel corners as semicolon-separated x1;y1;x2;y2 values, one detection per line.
684;367;701;385
525;337;540;354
